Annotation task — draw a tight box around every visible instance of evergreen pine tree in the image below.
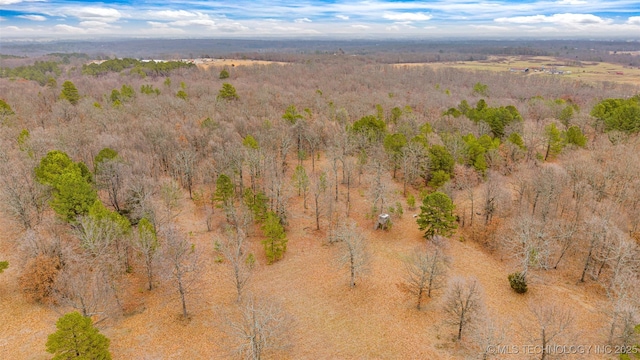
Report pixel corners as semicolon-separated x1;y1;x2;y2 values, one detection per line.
46;312;111;360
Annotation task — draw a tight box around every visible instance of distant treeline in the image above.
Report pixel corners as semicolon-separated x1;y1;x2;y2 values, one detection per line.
82;58;195;77
0;60;61;85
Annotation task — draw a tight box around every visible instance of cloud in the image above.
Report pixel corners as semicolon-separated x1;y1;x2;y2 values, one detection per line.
294;18;312;23
53;24;87;33
67;7;122;23
628;16;640;26
148;21;169;28
495;13;611;27
495;15;548;24
556;0;587;4
79;20;119;29
17;14;46;21
271;25;320;34
147;10;202;20
216;22;249;32
351;24;370;29
383;12;432;22
169;18;216;28
471;25;509;31
336;15;349;20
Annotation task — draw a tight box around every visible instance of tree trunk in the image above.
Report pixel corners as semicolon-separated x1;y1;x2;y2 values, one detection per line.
580;247;593;282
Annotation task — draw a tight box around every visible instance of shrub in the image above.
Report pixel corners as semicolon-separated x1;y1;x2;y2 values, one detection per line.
406;194;416;210
19;255;61;303
508;272;528;294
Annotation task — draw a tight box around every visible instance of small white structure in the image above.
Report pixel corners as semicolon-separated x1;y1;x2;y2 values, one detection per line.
375;213;391;230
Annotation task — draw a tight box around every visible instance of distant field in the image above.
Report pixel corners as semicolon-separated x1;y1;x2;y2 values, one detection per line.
194;58;287;69
397;55;640;86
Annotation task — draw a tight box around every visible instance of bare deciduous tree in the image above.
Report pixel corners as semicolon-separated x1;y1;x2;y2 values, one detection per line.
443;276;485;341
225;296;293;360
54;261;115;321
173;149;197;199
162;224;200;318
473;316;507;360
95;157;129;213
528;303;576;360
400;246;449;310
0;152;49;229
217;227;254;303
335;222;368;288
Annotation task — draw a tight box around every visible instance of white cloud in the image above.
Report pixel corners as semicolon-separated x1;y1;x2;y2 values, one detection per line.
471;25;509;31
495;15;548;24
54;24;87;33
628;16;640;25
351;24;370;29
216;22;249;32
271;25;320;34
169;18;217;28
79;21;119;29
556;0;587;4
17;14;46;21
67;7;122;23
383;12;432;22
294;18;312;23
147;10;202;20
336;15;349;20
495;13;611;27
148;21;169;28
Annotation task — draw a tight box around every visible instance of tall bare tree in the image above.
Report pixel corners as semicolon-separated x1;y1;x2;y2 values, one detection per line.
0;151;49;229
225;296;292;360
400;246;449;310
528;303;576;360
443;276;485;341
217;227;254;303
335;222;368;288
162;224;200;318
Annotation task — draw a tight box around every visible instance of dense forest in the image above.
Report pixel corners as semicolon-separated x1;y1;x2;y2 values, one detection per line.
0;45;639;359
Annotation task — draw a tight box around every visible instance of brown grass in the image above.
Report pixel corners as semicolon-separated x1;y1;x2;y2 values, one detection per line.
396;55;640;86
195;58;288;71
0;156;614;359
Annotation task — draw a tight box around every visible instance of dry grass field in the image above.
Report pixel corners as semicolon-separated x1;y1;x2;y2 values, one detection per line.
397;55;640;86
195;58;288;70
0;157;614;359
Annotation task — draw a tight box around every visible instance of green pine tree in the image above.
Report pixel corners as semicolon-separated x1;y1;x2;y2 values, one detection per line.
261;211;288;264
217;83;239;100
35;150;75;186
46;312;111;360
50;170;97;222
416;192;457;240
544;123;565;161
60;80;80;105
213;174;234;208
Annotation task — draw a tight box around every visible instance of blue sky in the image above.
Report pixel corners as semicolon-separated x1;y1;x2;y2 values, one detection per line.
1;0;640;39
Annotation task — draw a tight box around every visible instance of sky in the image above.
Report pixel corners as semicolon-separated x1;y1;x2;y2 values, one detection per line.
1;0;640;40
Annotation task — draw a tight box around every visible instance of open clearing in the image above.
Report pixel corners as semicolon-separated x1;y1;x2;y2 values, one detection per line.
397;55;640;86
0;160;611;359
194;58;287;70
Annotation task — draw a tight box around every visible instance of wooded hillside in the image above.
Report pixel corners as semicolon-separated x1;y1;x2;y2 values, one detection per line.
0;52;639;359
